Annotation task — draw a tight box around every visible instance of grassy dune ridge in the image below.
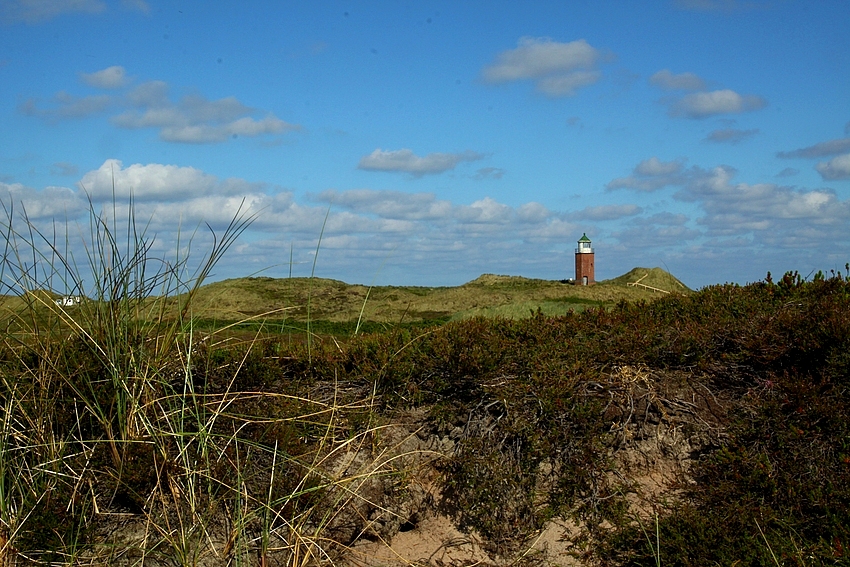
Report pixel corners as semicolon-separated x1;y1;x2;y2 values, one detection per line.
176;266;690;327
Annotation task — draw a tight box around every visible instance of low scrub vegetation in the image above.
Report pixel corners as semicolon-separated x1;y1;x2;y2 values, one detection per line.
1;200;848;565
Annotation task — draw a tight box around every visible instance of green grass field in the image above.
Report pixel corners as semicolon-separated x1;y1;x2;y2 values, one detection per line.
156;266;691;328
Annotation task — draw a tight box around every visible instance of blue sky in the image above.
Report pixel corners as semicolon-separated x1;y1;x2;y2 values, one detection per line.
1;0;848;290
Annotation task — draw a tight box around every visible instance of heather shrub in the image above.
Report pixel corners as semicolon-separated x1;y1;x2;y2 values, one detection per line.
599;273;850;566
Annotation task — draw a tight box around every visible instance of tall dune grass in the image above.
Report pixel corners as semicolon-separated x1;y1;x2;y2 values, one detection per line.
0;197;407;565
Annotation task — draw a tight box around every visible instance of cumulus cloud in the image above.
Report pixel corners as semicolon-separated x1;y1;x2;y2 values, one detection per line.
14;162;576;281
20;75;298;144
633;212;691;227
291;188;578;280
19;91;112;121
357;149;485;177
0;161;587;286
481;37;604;97
678;165;850;236
482;37;599;82
318;189;559;229
455;197;513;224
604;156;850;270
125;80;168;107
704;128;758;144
0;0;106;23
776;134;850;180
607;157;688;191
112;83;300;143
815;154;850;180
536;70;602;97
616;213;700;251
649;69;707;91
79;159;265;202
156;115;294;144
516;202;551;223
671;89;767;118
777;138;850;159
6;156;849;288
0;0;146;23
80;65;129;89
571;204;643;221
65;161;311;237
635;157;684;176
0;181;85;220
315;189;453;220
474;167;505;180
78;166;577;273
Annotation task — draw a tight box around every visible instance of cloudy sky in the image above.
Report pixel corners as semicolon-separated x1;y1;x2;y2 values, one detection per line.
1;0;848;290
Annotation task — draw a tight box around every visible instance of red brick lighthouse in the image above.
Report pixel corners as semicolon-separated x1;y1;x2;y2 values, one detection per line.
575;233;595;285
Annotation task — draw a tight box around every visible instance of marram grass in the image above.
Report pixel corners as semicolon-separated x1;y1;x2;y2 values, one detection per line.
0;198;415;566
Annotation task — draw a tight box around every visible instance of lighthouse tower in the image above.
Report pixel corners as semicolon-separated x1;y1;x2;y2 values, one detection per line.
575;233;595;285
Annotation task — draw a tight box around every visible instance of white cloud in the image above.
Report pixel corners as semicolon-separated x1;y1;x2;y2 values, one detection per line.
125;80;169;107
112;83;300;144
516;202;551;223
604;157;850;274
482;37;600;82
0;162;589;287
613;223;700;249
481;37;604;97
671;89;767;118
536;70;602;97
607;157;688;191
6;157;850;289
678;165;850;235
461;197;513;224
572;204;643;221
0;181;84;220
159;115;294;144
357;149;485;177
21;76;298;144
635;157;684;176
474;167;505;180
704;128;758;144
649;69;707;91
815;153;850;180
0;0;106;23
266;189;577;282
80;66;129;89
777;135;850;180
79;159;264;202
319;189;559;233
777;138;850;159
19;91;112;121
633;212;690;227
316;189;453;220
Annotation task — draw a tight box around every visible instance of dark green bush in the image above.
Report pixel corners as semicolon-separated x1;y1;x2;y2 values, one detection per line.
598;273;850;566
